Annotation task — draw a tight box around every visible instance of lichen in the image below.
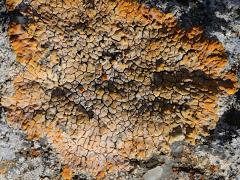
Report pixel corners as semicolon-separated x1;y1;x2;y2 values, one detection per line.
2;0;238;178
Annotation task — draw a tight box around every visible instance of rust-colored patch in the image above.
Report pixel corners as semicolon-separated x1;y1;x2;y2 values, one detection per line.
61;166;73;180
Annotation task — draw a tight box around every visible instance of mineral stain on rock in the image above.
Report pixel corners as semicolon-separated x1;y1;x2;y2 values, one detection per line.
1;0;238;178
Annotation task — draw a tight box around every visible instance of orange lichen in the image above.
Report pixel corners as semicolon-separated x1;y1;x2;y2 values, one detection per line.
1;0;238;178
61;166;73;180
6;0;22;11
0;161;15;175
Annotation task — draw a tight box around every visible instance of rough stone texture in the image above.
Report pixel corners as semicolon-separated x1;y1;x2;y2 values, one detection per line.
0;109;63;180
0;0;239;179
143;165;173;180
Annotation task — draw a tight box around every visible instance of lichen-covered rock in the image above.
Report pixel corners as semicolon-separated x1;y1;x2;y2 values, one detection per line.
1;0;239;178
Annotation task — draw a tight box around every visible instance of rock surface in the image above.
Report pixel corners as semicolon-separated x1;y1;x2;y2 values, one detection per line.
0;0;239;179
143;165;173;180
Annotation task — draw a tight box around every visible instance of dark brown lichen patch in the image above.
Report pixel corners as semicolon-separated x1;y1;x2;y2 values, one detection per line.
2;0;238;178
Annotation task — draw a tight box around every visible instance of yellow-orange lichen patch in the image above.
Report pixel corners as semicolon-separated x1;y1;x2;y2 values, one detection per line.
0;161;15;177
61;166;73;180
6;0;22;11
2;0;238;178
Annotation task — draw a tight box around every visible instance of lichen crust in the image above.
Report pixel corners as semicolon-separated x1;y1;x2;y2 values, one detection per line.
2;0;238;178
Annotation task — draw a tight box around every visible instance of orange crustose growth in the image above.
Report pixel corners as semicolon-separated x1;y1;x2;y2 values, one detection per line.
2;0;238;178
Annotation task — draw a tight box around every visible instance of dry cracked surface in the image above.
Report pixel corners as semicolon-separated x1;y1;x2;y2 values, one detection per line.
1;0;239;178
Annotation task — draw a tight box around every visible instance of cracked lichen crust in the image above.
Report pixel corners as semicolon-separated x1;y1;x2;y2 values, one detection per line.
2;0;238;177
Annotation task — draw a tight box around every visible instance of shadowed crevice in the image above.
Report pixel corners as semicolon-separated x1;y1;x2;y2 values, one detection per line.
152;68;235;95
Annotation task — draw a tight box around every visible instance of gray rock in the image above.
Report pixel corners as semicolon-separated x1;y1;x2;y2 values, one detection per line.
143;166;164;180
171;141;183;157
143;165;174;180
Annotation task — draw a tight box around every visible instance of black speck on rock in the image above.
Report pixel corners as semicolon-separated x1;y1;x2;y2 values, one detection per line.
72;174;88;180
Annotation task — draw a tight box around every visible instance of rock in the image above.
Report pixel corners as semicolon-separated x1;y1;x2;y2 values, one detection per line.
143;165;173;180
